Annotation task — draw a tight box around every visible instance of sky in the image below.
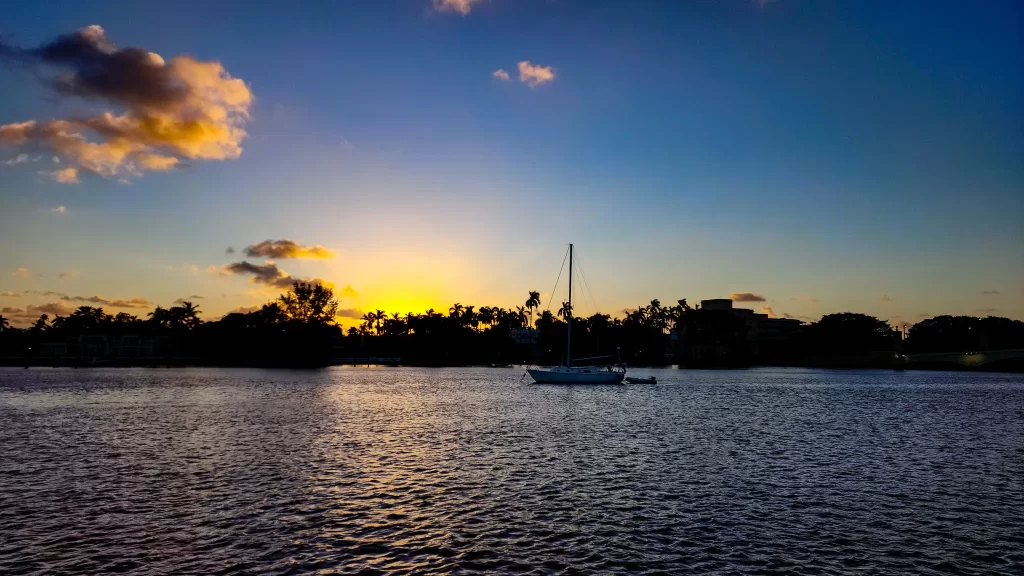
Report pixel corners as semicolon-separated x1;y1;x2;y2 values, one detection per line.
0;0;1021;328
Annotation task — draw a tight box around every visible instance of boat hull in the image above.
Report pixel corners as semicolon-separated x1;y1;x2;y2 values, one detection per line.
528;368;625;384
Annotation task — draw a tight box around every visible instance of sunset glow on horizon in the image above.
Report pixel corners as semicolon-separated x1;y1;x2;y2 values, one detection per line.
1;1;1022;328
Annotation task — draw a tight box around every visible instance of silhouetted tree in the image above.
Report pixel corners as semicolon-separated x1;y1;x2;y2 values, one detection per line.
278;281;338;324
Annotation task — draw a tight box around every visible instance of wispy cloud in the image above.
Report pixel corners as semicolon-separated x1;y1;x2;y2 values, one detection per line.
340;284;359;298
0;291;21;297
337;308;364;319
492;69;510;81
433;0;485;16
50;205;67;214
12;267;31;278
243;239;335;259
57;269;80;280
517;61;556;87
729;292;766;302
760;305;777;318
2;153;29;166
0;25;252;182
39;167;79;183
880;295;893;302
791;295;818;303
172;295;203;305
1;302;75;324
981;290;1000;296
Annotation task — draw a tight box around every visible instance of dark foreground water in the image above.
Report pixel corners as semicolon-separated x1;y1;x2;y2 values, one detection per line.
1;368;1022;575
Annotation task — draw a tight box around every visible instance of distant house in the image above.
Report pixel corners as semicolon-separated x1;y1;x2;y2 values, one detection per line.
511;327;538;345
114;334;154;358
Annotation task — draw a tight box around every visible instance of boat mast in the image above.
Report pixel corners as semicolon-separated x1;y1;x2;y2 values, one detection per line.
567;243;572;368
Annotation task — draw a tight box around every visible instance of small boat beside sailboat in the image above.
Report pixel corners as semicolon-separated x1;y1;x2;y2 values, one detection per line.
625;376;657;384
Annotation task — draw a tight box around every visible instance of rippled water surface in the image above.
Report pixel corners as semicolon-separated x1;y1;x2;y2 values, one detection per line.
2;367;1023;575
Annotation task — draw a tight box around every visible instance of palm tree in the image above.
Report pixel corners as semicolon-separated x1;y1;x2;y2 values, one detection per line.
361;311;377;335
514;306;528;329
374;309;386;335
178;301;202;330
525;291;541;327
557;301;573;321
449;303;464;320
32;314;49;332
0;314;8;333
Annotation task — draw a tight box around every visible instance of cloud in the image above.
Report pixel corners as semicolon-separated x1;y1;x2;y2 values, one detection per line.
59;294;153;308
917;311;930;318
880;295;893;302
790;296;818;303
336;308;364;319
729;292;766;302
340;284;359;298
760;305;777;318
517;61;556;87
12;267;31;278
217;260;334;292
492;69;510;81
224;305;261;316
1;302;76;325
975;308;999;315
57;269;80;279
39;167;79;183
222;260;293;287
2;153;29;166
0;291;21;297
225;246;235;254
433;0;484;15
243;239;335;259
172;296;203;305
50;205;67;213
0;25;252;182
981;290;1000;296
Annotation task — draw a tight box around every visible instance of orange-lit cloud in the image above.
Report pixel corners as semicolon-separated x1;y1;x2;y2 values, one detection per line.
11;267;31;278
880;294;892;302
760;305;777;318
517;61;556;87
492;69;510;81
243;239;335;259
340;284;359;298
57;269;80;279
0;25;252;182
39;167;79;183
730;292;766;302
2;302;75;325
433;0;484;15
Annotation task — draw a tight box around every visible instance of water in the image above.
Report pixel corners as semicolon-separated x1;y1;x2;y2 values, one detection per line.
1;367;1022;575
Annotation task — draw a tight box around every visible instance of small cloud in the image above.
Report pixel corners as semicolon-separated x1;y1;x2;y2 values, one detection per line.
225;246;236;254
791;296;818;303
0;291;22;297
340;284;359;298
224;305;260;316
517;61;556;88
917;311;930;318
336;308;364;319
220;260;294;288
39;167;79;184
981;290;1000;296
2;153;30;166
243;239;335;259
492;69;510;81
50;205;67;214
52;156;60;164
760;305;777;318
880;295;893;302
186;264;199;274
12;267;31;278
433;0;484;15
975;308;999;315
57;294;153;309
57;269;80;280
729;292;766;302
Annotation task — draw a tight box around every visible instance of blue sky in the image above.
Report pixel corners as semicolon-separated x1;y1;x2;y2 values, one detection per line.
1;0;1021;326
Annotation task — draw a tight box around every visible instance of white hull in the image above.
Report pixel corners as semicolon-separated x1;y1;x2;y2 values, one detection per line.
528;367;625;384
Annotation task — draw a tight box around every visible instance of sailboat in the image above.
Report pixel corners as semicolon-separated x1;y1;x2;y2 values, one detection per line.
527;244;626;384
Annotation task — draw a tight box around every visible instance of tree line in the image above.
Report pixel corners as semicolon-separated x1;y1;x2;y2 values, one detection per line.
1;283;1022;368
